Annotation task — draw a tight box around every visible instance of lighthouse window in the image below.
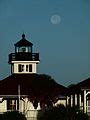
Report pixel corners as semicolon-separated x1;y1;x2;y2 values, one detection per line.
19;47;26;52
22;47;26;52
18;64;24;72
26;65;28;72
29;64;32;72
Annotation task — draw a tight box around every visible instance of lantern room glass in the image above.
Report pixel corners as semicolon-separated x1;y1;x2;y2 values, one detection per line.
15;46;32;53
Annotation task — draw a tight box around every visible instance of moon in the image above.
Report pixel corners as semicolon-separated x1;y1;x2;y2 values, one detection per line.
51;14;61;24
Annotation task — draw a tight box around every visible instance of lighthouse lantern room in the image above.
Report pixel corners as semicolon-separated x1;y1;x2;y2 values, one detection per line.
8;34;39;74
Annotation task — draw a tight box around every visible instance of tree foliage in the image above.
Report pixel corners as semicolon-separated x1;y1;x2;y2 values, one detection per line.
38;104;89;120
0;111;26;120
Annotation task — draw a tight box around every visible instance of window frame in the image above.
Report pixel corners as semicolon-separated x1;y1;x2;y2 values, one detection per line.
7;99;19;111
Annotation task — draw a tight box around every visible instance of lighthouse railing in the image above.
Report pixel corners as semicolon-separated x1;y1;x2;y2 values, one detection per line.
9;53;39;62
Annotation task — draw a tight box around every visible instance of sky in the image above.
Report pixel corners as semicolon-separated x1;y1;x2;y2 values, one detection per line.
0;0;90;86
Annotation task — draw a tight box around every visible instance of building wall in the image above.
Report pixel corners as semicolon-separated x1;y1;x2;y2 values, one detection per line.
20;98;41;120
55;99;66;106
22;98;41;111
0;99;7;113
26;110;41;120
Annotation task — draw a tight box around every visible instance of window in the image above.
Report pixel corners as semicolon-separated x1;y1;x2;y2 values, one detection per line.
26;65;28;72
28;47;32;52
7;99;19;111
18;64;24;72
26;65;32;72
22;47;26;52
29;64;32;72
19;47;26;52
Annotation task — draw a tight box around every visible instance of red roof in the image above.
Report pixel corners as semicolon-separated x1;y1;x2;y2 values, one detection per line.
68;78;90;94
0;74;67;100
15;34;33;47
75;78;90;89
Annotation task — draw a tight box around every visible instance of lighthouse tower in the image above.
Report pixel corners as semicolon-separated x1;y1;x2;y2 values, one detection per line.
8;34;39;74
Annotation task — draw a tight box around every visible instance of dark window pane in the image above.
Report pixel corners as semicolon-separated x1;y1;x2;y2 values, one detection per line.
18;64;22;72
18;64;24;72
29;65;32;72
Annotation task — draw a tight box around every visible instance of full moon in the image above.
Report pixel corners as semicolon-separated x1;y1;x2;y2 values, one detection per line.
51;14;61;24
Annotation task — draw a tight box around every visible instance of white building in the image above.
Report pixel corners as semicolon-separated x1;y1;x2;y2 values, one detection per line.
67;78;90;114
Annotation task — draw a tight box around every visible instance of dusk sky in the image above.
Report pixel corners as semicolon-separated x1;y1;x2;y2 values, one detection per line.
0;0;90;86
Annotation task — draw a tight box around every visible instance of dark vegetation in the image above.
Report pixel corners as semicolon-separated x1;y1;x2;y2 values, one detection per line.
0;111;26;120
38;104;89;120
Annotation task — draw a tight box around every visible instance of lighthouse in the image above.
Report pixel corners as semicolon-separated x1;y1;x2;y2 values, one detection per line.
0;34;67;120
8;34;39;74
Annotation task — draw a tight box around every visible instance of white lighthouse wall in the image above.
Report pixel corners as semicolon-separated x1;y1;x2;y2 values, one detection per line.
11;61;39;74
